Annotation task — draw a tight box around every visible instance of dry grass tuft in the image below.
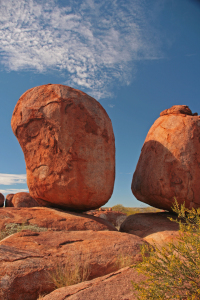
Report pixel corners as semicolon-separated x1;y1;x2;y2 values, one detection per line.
115;253;136;269
48;256;91;289
0;223;47;240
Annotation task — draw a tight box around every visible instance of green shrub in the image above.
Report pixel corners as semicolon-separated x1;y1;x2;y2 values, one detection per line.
132;199;200;299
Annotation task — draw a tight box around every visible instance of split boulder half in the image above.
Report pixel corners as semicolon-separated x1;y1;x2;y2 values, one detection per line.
132;105;200;211
11;84;115;211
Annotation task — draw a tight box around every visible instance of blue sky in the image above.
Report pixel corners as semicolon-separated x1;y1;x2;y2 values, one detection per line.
0;0;200;207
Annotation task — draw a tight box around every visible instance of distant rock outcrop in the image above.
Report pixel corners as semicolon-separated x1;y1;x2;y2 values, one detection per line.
11;192;41;208
11;84;115;211
5;194;14;207
132;105;200;211
0;193;4;207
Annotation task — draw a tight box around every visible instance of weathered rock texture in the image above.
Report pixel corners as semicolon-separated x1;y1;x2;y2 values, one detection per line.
0;230;147;300
11;192;41;208
0;194;4;207
120;212;179;247
11;84;115;211
132;105;200;211
0;207;117;232
41;266;146;300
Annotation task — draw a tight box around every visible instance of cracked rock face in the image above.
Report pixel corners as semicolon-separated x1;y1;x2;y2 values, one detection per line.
11;84;115;211
132;105;200;211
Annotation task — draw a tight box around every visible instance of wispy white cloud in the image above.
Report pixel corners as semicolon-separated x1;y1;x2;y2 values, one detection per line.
0;0;162;98
0;174;27;185
0;189;29;196
108;104;115;108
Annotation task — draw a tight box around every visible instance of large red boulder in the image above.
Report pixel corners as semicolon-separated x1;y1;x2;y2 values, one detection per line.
132;105;200;211
11;84;115;211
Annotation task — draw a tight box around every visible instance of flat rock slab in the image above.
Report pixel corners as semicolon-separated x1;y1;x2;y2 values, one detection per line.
0;207;117;232
120;212;179;246
0;230;147;300
41;266;146;300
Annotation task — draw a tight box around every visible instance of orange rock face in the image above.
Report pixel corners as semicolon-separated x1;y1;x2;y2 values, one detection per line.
11;84;115;211
120;212;179;247
0;230;146;300
41;267;146;300
0;207;117;232
132;105;200;211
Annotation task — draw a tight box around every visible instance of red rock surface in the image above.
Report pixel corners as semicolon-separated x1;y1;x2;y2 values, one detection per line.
41;266;146;300
0;194;4;207
11;84;115;211
0;230;147;300
5;194;14;207
11;192;41;207
132;105;200;211
120;212;179;247
0;207;117;232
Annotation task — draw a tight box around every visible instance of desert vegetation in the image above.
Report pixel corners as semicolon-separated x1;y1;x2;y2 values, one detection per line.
48;255;91;290
132;199;200;299
0;223;47;240
111;204;162;216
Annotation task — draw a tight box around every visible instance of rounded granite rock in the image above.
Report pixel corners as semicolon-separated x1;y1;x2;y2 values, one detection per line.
132;105;200;211
11;84;115;211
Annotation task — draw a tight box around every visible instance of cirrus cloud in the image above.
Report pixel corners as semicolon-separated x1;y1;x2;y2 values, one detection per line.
0;0;163;98
0;174;27;185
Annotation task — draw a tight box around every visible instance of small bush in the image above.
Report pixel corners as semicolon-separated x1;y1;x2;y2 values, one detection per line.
48;256;91;289
132;199;200;299
0;223;47;240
